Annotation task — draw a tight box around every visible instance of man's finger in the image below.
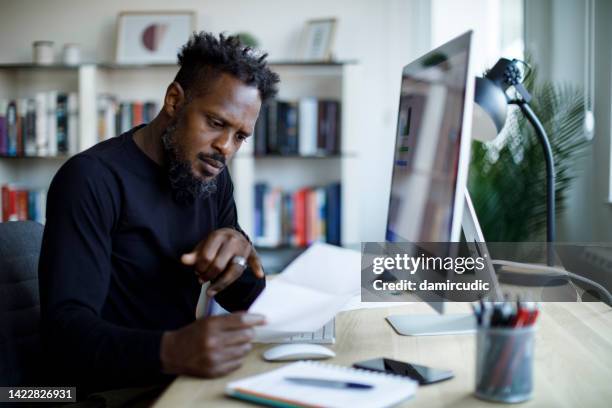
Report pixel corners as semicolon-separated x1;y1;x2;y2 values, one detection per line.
211;312;266;330
207;263;243;297
206;236;248;281
196;234;225;276
247;249;265;279
220;328;256;346
181;251;197;265
218;343;252;361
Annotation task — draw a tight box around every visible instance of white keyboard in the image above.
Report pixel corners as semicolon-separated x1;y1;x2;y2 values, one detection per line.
264;319;336;344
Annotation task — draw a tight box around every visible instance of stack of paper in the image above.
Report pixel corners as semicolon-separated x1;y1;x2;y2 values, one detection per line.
249;243;361;341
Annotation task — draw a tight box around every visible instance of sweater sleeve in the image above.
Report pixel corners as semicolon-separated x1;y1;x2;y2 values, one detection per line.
38;155;166;390
213;168;265;311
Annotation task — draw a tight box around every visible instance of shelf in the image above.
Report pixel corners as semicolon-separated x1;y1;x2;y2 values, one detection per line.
97;60;357;69
251;153;355;159
0;60;358;71
0;155;71;160
0;63;83;70
97;62;177;70
268;60;358;67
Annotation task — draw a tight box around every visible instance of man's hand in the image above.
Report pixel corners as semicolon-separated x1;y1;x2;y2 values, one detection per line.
181;228;264;297
160;312;265;378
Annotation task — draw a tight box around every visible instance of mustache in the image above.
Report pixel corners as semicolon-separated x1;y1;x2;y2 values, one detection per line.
197;152;226;166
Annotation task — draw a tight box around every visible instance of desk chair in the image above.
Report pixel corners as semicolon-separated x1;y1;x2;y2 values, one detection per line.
0;221;44;386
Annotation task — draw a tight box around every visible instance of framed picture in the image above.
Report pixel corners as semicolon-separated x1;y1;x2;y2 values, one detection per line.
115;11;196;64
298;18;337;61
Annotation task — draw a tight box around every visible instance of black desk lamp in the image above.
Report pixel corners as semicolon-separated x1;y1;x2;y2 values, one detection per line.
472;58;556;265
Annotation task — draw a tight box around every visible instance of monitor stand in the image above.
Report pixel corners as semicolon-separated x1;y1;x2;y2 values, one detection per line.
385;190;500;336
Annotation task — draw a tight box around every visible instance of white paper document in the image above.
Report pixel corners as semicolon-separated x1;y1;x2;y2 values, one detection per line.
249;243;361;341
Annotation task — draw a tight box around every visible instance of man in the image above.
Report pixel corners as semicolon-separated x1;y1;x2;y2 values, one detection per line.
38;32;280;394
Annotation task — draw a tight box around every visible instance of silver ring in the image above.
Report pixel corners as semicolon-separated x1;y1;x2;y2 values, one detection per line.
232;255;247;269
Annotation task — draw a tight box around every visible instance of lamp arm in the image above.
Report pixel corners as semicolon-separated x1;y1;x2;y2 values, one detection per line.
512;101;556;264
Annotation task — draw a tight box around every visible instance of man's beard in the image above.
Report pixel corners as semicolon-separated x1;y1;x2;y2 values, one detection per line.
161;121;221;204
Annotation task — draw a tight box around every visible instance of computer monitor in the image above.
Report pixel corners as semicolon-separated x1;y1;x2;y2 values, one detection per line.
384;31;484;335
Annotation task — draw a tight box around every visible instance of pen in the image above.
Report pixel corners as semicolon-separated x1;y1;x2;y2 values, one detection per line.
285;377;373;390
201;282;213;317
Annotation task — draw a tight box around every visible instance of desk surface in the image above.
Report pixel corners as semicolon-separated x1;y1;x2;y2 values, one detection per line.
154;302;612;407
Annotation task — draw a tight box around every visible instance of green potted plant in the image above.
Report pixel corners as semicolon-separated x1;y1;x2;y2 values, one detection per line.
468;64;591;242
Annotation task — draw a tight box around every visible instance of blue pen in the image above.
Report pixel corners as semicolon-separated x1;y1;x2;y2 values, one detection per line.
285;377;373;390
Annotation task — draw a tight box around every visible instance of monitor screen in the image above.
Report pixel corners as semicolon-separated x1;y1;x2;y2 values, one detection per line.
386;31;474;244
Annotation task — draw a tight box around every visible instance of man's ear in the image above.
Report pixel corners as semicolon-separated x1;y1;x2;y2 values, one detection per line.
163;81;186;118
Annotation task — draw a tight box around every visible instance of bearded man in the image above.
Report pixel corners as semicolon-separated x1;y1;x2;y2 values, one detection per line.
38;32;279;396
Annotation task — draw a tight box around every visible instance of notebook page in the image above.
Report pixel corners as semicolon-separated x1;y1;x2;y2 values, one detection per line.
226;361;417;408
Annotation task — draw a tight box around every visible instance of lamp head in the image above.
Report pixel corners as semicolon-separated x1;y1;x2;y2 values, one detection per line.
472;77;508;142
471;58;531;142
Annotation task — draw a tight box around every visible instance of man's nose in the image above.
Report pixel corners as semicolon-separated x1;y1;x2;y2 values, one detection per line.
211;131;233;157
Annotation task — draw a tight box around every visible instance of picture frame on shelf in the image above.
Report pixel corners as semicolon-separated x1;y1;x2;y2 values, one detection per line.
297;18;337;62
114;10;196;65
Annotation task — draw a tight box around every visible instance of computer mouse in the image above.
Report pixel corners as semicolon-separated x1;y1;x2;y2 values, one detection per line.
262;343;336;362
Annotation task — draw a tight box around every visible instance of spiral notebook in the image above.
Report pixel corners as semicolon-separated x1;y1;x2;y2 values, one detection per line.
225;361;418;408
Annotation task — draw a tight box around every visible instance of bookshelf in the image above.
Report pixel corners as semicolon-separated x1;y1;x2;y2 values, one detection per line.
0;61;361;249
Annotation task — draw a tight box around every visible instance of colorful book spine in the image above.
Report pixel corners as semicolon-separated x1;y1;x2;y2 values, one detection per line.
6;101;17;156
1;184;47;223
255;183;341;248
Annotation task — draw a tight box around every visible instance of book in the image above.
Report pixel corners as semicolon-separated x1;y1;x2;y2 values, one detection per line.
97;94;117;141
317;100;341;155
16;99;27;156
118;102;131;135
298;97;318;156
254;183;267;241
67;93;79;154
0;100;8;155
6;101;17;156
56;93;68;153
35;92;48;155
293;188;308;247
326;183;342;245
132;102;143;127
143;101;157;123
24;98;37;156
226;360;417;408
277;101;299;155
46;91;58;156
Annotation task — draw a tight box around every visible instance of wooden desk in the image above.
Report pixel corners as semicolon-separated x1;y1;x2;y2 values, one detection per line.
154;302;612;407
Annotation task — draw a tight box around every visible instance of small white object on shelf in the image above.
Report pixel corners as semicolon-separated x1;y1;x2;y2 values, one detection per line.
32;41;55;65
62;43;81;66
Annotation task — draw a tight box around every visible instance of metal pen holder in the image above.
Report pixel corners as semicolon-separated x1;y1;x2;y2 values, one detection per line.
475;326;535;403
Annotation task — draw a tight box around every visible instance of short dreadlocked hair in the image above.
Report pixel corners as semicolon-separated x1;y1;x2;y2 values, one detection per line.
174;32;279;102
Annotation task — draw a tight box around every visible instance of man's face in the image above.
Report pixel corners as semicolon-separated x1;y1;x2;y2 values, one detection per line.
162;73;261;202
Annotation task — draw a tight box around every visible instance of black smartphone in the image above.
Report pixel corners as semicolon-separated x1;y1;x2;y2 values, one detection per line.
353;358;454;385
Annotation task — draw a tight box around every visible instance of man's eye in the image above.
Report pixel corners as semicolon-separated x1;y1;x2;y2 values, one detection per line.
208;118;223;128
237;134;248;142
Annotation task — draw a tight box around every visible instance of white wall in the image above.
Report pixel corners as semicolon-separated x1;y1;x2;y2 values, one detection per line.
0;0;432;242
525;0;612;242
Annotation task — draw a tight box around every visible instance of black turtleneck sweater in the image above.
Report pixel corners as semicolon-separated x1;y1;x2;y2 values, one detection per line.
38;125;264;393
